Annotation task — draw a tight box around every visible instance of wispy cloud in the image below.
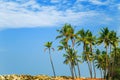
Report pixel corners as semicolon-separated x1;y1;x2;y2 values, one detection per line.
51;0;61;3
0;0;119;30
89;0;109;5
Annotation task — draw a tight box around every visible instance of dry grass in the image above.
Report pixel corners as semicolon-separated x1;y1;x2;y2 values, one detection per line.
0;74;105;80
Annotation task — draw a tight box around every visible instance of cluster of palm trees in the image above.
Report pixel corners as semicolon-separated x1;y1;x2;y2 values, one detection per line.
44;24;120;79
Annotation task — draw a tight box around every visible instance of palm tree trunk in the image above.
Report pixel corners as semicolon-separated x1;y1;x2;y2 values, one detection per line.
72;39;81;78
89;61;93;78
84;43;92;78
105;46;108;78
71;63;75;79
83;42;86;53
71;39;75;48
104;70;106;78
49;48;56;77
108;63;111;80
69;63;73;77
110;44;111;54
100;68;103;78
114;46;117;65
87;59;93;78
111;62;114;79
110;44;112;78
109;44;112;78
77;62;81;77
90;44;95;78
74;66;77;78
93;60;96;78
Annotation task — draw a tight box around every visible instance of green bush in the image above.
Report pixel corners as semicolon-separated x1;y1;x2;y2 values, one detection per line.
112;67;120;80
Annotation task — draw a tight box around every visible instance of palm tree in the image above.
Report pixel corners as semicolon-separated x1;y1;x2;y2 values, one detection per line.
56;24;73;43
111;47;120;79
58;39;74;77
63;48;75;78
85;45;93;78
97;27;111;78
109;31;119;65
95;49;107;78
57;24;81;77
110;47;120;80
63;48;80;78
76;29;93;78
44;42;56;77
95;49;102;78
58;38;69;51
107;31;119;78
67;25;81;78
76;29;90;52
87;31;96;78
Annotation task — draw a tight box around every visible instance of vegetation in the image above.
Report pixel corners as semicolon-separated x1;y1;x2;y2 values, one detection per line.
0;74;105;80
44;42;56;77
44;24;120;80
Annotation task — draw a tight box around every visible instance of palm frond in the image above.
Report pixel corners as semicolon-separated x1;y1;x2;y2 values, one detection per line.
57;46;64;51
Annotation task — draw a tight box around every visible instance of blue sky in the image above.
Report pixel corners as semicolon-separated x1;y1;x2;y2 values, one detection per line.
0;0;120;77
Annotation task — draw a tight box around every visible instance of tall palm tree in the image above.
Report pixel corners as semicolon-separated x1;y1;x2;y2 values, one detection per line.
87;31;96;78
95;49;102;78
76;29;90;51
56;24;73;43
63;48;75;78
58;39;74;77
57;24;81;77
108;31;119;78
95;49;107;78
109;31;119;65
85;45;93;78
63;48;80;78
44;42;56;77
97;27;111;78
76;29;93;78
67;25;81;78
110;47;120;79
112;47;120;80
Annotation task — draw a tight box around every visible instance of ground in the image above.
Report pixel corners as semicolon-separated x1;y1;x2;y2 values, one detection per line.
0;74;105;80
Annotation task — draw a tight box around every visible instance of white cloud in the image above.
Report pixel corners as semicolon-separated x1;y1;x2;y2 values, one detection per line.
76;0;87;2
0;0;119;30
51;0;61;3
89;0;108;5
